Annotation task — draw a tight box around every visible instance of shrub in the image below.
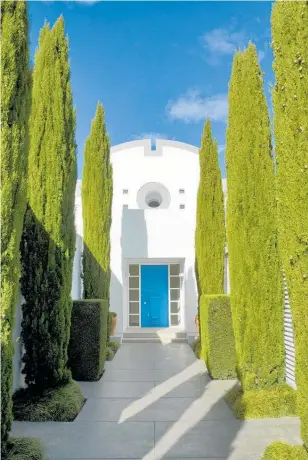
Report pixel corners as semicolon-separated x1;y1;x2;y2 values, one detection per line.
20;16;76;391
13;380;84;422
262;442;308;460
191;338;201;359
6;437;44;460
1;1;31;454
105;347;114;361
108;341;120;353
82;102;113;300
225;383;297;420
272;1;308;448
200;295;236;379
226;43;284;391
107;311;117;341
195;119;225;296
68;299;108;381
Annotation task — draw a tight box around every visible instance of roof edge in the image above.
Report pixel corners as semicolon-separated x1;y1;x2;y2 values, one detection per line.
110;139;199;155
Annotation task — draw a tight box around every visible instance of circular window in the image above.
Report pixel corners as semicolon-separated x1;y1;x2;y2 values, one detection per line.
137;182;171;209
146;191;162;208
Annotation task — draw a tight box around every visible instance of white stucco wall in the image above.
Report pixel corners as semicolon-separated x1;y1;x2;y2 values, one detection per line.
71;179;83;300
108;140;200;335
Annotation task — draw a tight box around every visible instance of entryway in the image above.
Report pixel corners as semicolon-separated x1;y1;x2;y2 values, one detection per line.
128;261;182;328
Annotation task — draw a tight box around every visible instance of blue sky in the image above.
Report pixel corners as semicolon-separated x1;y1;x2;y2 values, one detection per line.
28;1;275;178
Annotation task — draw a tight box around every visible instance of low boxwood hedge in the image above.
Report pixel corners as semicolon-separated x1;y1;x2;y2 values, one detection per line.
225;383;297;420
13;380;84;422
262;442;308;460
6;437;44;460
68;299;108;381
200;295;236;379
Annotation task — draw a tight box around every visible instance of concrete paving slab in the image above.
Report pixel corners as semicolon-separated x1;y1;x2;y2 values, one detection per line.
11;421;155;459
102;369;158;382
10;343;302;460
78;381;155;398
153;375;208;398
76;395;235;422
154;418;301;459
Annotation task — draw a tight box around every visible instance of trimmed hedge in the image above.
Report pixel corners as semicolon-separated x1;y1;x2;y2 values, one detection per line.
195;119;225;296
271;1;308;449
82;102;113;300
225;384;297;420
68;300;108;381
1;1;31;454
20;16;77;391
200;295;236;379
6;437;44;460
13;380;84;422
262;442;308;460
226;43;285;391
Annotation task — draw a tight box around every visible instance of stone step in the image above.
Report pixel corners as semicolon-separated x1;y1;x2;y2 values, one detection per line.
122;336;188;343
123;331;187;339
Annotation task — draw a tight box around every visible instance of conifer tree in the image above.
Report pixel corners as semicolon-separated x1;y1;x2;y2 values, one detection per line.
195;119;225;296
226;43;284;391
20;16;77;391
82;102;113;300
0;1;31;453
272;1;308;447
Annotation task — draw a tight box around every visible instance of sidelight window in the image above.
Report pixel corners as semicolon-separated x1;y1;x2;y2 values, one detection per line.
169;264;182;326
128;264;140;326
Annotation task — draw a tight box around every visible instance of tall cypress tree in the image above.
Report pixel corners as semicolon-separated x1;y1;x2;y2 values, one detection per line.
20;16;77;391
195;119;225;296
226;43;284;391
1;1;31;453
272;1;308;447
82;102;113;300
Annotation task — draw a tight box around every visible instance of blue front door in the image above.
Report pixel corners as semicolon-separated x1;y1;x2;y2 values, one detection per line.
141;265;169;327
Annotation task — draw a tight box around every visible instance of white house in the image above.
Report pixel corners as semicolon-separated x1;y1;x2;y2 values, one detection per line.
72;139;229;343
11;138;296;388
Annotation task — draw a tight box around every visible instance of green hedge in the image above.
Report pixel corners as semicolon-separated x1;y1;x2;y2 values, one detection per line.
6;437;44;460
226;43;285;391
262;442;308;460
225;384;297;420
1;1;31;454
200;295;236;379
191;338;201;359
20;16;77;391
271;1;308;448
13;380;84;422
82;102;112;300
195;119;225;296
68;299;108;381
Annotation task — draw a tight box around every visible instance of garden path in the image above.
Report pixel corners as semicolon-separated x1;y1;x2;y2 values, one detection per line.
11;342;301;459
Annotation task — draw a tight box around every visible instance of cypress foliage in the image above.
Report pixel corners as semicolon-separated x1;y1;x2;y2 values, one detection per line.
0;1;31;454
195;119;225;296
272;1;308;447
20;16;77;391
82;102;113;300
226;43;284;391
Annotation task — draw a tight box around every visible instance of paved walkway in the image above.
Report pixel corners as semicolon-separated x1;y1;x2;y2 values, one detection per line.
12;342;301;459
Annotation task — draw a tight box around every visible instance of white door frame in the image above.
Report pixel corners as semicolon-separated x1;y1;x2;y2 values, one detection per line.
124;258;185;329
